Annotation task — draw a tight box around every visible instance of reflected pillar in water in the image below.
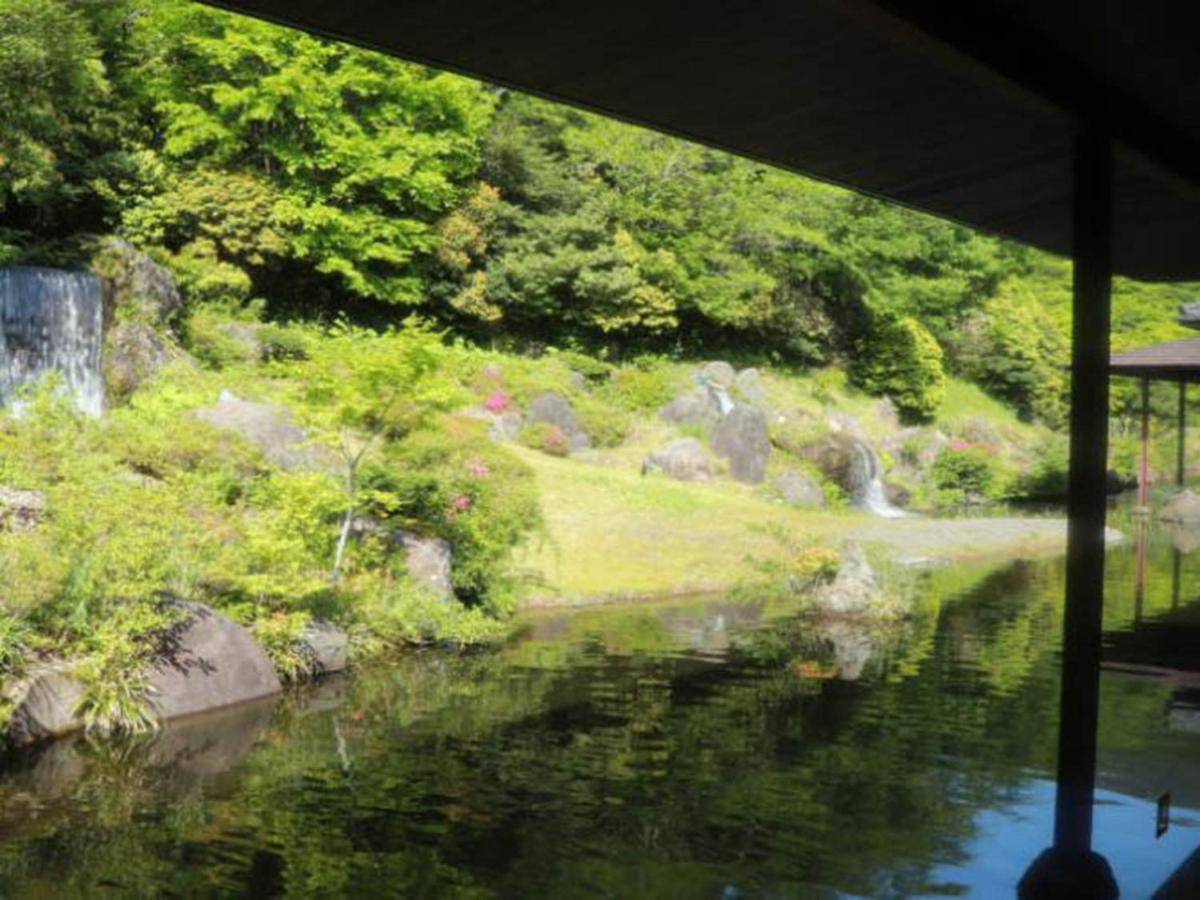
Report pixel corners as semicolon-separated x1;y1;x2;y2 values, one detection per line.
1019;126;1118;899
1177;380;1187;489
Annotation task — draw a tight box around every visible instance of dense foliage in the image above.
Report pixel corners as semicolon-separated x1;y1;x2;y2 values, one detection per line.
3;0;1196;428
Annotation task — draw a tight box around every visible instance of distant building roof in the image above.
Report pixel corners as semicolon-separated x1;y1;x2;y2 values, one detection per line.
1110;337;1200;380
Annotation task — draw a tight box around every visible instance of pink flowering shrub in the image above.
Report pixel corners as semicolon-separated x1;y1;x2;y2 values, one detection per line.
484;390;510;413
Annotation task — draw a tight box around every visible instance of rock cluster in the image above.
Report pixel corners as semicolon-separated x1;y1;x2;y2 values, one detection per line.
0;486;46;532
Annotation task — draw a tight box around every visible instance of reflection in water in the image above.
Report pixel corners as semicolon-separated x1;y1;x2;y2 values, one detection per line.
0;532;1199;895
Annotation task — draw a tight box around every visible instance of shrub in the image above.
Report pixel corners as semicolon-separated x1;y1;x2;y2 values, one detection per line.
931;444;996;505
368;419;542;615
257;323;310;361
520;421;571;457
601;363;681;413
852;313;946;422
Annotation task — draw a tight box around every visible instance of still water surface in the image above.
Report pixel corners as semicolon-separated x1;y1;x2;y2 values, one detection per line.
1;522;1199;897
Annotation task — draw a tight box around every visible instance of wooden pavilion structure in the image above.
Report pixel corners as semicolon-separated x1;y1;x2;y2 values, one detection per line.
1110;320;1200;506
204;2;1200;895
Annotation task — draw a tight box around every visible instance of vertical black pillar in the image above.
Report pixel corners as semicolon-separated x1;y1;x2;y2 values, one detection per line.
1055;122;1112;855
1178;380;1187;488
1139;377;1151;508
1019;124;1118;899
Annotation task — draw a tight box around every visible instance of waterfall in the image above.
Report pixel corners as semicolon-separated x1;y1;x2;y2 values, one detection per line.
707;383;735;416
848;437;911;518
0;268;104;417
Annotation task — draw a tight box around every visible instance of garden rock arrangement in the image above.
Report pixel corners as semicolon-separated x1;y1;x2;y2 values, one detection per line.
196;389;327;471
814;543;881;617
0;486;46;532
527;392;590;452
642;438;717;482
710;403;771;484
1160;490;1200;525
1;603;351;749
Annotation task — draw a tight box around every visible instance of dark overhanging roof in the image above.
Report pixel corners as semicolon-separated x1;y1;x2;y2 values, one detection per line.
207;0;1200;282
1109;337;1200;381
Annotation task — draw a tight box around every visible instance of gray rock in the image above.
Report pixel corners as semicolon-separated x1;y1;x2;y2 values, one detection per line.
1160;490;1200;524
698;361;736;388
643;438;717;482
820;620;876;681
3;663;86;747
94;238;182;325
874;397;900;431
825;411;864;437
490;410;523;441
400;531;454;600
884;482;912;508
461;407;523;442
659;385;723;428
105;321;175;399
528;392;589;451
148;603;282;722
773;469;826;507
734;368;767;405
195;390;327;470
710;403;771;483
800;432;861;495
296;620;349;674
0;486;45;532
815;543;879;616
219;322;262;362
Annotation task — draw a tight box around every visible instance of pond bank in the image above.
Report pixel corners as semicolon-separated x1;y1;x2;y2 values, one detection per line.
513;436;1105;607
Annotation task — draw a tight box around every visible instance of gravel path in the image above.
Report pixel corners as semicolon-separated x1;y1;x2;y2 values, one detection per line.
844;516;1123;563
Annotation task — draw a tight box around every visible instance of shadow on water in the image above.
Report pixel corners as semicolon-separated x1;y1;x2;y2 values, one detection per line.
1;529;1200;895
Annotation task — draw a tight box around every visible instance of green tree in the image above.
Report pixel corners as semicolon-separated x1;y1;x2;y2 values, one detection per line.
0;0;113;258
121;1;495;303
851;313;946;422
956;279;1069;426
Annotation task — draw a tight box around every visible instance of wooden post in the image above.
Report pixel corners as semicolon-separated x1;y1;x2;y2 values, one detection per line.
1020;122;1118;900
1020;122;1117;900
1178;380;1187;488
1139;377;1150;509
1054;124;1112;856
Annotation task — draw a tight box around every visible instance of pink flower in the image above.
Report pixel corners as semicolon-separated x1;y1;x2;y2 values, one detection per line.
468;460;490;478
949;438;972;451
448;494;473;516
484;390;510;413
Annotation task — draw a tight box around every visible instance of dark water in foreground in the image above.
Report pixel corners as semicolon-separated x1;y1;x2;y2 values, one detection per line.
2;524;1200;897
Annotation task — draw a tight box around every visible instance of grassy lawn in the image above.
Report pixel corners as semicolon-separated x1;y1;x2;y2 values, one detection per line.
510;437;1073;606
510;445;851;605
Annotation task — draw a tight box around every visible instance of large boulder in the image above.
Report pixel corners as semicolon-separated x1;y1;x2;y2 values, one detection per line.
799;432;861;496
814;543;880;616
0;486;45;532
3;663;86;747
527;392;590;452
710;403;771;483
643;438;717;482
148;603;282;721
734;367;767;406
659;385;724;428
93;238;183;326
296;620;350;674
399;531;454;601
105;321;176;399
195;390;327;470
773;469;826;508
698;360;736;388
1161;490;1200;524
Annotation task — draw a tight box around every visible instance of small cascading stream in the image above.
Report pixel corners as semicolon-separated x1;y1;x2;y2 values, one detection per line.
0;267;104;417
848;436;912;518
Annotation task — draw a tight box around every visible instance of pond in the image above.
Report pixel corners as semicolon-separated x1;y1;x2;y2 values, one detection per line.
1;521;1199;897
